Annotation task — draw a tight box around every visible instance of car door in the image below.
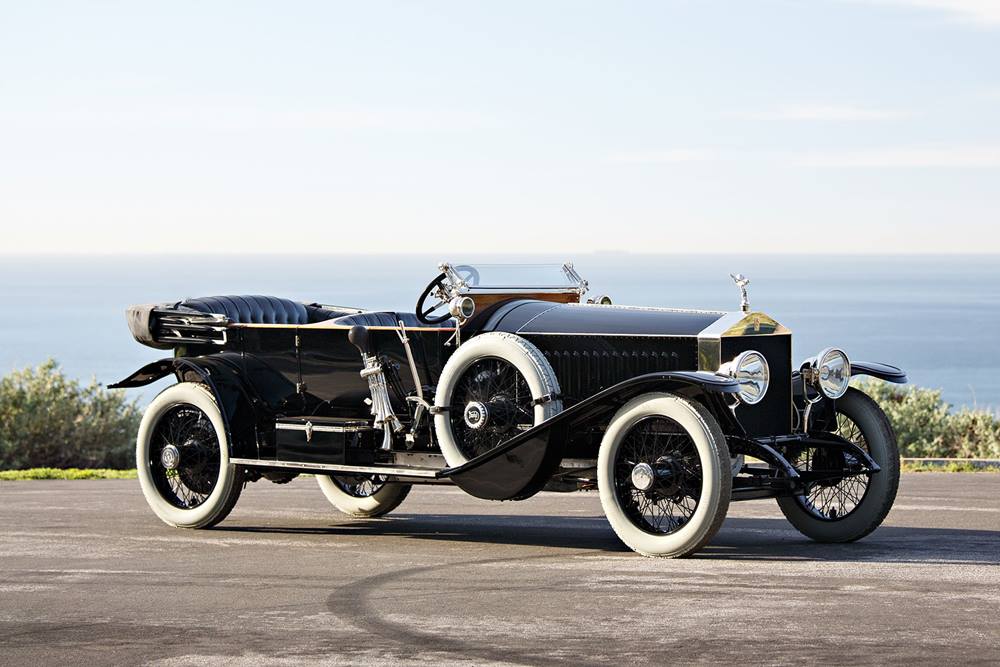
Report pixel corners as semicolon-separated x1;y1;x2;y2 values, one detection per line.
237;326;303;414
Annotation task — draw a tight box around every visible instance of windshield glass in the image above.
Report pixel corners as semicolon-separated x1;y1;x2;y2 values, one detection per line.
445;263;586;292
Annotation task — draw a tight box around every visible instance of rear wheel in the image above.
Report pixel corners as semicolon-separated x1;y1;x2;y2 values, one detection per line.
316;474;411;518
136;383;244;528
598;393;731;558
777;387;899;542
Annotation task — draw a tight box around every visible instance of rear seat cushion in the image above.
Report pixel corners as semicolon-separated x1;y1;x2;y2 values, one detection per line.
179;295;321;325
178;297;443;328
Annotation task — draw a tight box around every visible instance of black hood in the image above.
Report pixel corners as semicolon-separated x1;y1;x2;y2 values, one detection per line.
483;301;726;337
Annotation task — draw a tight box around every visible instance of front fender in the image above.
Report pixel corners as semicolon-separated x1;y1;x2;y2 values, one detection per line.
109;355;261;458
442;371;739;500
851;361;907;384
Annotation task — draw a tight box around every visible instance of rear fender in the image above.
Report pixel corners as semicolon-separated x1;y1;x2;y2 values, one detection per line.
108;359;175;389
442;371;739;500
109;355;260;458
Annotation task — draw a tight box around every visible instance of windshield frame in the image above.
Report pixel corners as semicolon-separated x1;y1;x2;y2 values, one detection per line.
440;262;589;296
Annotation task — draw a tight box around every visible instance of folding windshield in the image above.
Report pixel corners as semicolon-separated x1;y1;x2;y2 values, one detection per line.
442;262;588;294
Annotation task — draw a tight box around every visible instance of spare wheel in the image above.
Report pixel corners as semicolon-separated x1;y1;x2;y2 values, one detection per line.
434;332;562;468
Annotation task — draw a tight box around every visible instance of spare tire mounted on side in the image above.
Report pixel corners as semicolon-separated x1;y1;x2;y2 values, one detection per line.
433;332;563;468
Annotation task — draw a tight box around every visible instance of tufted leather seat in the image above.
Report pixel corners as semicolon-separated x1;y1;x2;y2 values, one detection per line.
179;295;343;325
178;297;446;328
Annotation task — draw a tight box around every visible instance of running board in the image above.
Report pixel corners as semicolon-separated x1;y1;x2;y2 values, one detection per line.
230;457;441;479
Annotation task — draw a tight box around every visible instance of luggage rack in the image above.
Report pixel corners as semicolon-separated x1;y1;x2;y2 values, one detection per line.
154;311;229;345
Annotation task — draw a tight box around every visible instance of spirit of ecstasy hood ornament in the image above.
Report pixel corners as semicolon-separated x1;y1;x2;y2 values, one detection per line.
730;273;751;313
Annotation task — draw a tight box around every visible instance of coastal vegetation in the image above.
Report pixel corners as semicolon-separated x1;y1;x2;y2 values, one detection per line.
855;380;1000;460
0;360;140;470
0;363;997;474
0;467;137;480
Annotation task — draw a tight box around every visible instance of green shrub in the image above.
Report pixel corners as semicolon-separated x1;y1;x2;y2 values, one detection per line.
900;461;999;473
855;380;1000;459
0;467;138;480
0;360;141;469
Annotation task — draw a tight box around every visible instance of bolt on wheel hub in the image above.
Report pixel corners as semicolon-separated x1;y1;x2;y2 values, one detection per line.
630;462;655;491
160;444;181;470
631;458;683;494
464;401;489;430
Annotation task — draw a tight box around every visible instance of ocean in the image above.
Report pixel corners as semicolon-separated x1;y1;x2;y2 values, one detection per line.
1;254;998;411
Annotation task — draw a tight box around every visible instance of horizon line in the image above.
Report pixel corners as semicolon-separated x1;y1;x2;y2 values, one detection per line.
2;251;1000;257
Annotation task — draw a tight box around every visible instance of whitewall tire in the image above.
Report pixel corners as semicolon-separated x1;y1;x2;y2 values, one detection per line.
316;475;411;518
136;382;244;529
598;392;731;558
434;332;562;467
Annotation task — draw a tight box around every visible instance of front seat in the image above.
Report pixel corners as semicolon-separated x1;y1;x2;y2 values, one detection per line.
331;311;445;328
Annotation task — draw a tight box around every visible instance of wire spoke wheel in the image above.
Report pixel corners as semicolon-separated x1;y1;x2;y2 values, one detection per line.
777;388;899;543
448;356;535;460
793;412;872;521
317;473;411;518
598;393;730;557
613;416;702;536
149;405;221;510
331;474;389;498
137;383;244;528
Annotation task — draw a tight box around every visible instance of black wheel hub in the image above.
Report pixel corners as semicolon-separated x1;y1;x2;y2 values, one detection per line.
332;474;387;498
793;411;873;521
811;447;848;487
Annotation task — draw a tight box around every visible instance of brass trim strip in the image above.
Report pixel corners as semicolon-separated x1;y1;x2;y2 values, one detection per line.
227;322;456;332
696;311;791;372
521;331;701;338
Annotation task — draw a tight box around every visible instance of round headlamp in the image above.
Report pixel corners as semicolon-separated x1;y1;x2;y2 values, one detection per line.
719;350;770;405
806;347;851;399
449;296;476;320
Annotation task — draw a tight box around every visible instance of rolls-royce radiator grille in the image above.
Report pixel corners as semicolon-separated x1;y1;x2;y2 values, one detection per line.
532;336;698;404
721;334;793;436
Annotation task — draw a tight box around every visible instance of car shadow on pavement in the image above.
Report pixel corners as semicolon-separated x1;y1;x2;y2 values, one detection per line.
705;517;1000;564
216;514;1000;564
218;513;630;552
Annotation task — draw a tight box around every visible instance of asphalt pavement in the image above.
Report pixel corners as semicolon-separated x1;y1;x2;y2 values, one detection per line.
1;473;998;666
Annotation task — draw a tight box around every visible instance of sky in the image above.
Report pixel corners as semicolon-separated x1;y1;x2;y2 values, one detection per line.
1;0;998;254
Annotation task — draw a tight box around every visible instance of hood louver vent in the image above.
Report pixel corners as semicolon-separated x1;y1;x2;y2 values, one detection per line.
537;338;697;404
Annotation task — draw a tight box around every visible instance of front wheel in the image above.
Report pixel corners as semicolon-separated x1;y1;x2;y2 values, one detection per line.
598;393;731;558
136;382;244;528
777;387;900;542
316;474;411;518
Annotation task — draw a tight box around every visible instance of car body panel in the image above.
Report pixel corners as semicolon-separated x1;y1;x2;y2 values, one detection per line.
113;277;904;502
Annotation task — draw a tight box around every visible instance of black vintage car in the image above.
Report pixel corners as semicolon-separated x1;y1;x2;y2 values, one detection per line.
113;262;906;557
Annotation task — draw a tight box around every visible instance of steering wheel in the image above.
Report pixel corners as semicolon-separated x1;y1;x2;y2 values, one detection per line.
415;272;454;325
